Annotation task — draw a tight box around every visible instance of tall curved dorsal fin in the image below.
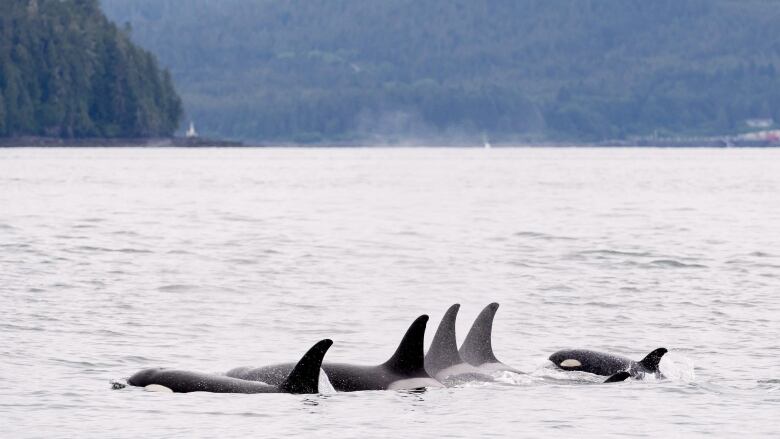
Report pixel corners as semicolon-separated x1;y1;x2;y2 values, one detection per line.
459;303;500;366
382;315;429;376
638;347;667;373
279;339;333;394
425;304;462;373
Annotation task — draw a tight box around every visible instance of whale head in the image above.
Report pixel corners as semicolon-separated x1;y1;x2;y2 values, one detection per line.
128;367;166;387
548;351;585;371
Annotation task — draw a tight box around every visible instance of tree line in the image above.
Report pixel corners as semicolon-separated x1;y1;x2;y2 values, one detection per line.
97;0;780;142
0;0;182;138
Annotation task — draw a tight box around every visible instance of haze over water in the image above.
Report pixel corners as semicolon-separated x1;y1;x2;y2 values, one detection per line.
1;147;778;438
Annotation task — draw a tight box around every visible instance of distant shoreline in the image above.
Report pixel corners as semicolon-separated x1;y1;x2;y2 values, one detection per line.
0;136;243;148
1;136;778;148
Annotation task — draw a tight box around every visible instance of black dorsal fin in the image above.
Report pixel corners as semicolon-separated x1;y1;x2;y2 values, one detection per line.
459;303;500;366
425;304;462;373
638;348;667;373
382;315;429;376
279;339;333;394
604;371;631;383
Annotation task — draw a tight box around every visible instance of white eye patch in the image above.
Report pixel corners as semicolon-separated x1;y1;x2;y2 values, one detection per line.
560;359;582;368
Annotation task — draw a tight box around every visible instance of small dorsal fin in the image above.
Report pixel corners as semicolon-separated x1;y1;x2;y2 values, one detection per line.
638;348;667;373
382;315;429;376
279;339;333;394
604;371;631;383
425;304;462;374
459;303;500;366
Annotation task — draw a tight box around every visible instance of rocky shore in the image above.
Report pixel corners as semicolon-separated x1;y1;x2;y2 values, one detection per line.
0;137;243;147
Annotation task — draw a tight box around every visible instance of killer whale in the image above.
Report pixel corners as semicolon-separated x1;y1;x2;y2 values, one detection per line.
227;315;442;392
425;304;494;384
127;339;332;394
458;303;521;374
549;347;668;382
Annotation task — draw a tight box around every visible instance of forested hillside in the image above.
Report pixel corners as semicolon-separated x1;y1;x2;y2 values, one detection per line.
0;0;181;138
101;0;780;143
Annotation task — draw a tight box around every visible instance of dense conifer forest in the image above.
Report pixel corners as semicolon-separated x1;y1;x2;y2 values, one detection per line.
101;0;780;143
0;0;181;138
6;0;779;143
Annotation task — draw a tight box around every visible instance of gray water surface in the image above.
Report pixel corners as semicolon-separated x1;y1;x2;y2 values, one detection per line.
1;148;778;438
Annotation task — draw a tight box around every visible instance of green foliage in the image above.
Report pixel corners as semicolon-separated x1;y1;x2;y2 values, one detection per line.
101;0;780;142
0;0;181;138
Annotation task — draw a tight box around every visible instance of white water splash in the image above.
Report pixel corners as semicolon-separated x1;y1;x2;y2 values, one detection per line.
659;352;696;383
491;370;537;385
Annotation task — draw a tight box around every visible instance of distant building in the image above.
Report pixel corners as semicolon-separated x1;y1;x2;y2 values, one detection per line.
745;118;774;129
186;121;198;138
738;129;780;141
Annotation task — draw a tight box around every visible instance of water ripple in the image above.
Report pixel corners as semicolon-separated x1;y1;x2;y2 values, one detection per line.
1;148;779;438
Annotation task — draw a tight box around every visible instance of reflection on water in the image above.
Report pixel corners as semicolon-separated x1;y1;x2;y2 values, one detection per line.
1;147;779;438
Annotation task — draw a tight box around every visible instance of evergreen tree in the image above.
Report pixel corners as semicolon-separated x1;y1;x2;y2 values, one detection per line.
0;0;182;138
0;92;6;135
101;0;780;142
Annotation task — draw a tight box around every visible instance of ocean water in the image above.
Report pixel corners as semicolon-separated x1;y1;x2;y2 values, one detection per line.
1;147;778;438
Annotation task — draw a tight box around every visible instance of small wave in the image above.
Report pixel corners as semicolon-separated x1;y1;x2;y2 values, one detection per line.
68;245;152;254
394;230;425;238
157;284;198;293
227;258;259;265
648;259;707;269
0;243;31;249
578;249;653;258
749;251;776;258
220;214;263;224
119;355;156;364
539;284;574;292
51;358;105;368
167;249;193;255
0;323;44;332
186;411;272;418
514;231;575;241
111;230;140;237
278;301;321;310
584;301;621;309
95;329;124;336
116;247;153;254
